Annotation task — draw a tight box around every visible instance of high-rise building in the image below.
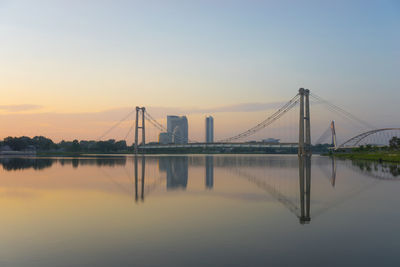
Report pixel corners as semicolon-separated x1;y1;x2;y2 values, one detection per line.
205;116;214;143
159;132;171;144
167;115;188;144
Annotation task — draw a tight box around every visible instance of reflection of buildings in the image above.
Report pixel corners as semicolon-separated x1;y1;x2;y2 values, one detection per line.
159;156;188;190
205;156;214;189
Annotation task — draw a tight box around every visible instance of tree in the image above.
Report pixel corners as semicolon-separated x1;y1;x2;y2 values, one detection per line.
4;136;32;151
114;140;127;151
389;137;400;150
32;136;56;151
71;140;81;152
1;136;130;153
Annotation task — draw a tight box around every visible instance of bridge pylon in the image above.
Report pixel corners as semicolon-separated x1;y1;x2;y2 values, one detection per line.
134;106;146;154
298;88;311;156
330;120;337;149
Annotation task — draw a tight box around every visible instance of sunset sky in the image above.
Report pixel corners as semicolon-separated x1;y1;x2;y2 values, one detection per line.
1;0;399;143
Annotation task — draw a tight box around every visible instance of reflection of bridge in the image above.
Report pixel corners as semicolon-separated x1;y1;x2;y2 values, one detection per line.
229;156;311;224
2;155;399;225
133;155;313;224
131;154;400;225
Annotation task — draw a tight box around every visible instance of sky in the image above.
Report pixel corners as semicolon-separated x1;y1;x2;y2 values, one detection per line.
0;0;399;143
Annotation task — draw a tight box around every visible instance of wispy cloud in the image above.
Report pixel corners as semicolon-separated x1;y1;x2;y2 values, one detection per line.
0;104;42;112
0;102;283;141
0;101;374;143
146;102;286;118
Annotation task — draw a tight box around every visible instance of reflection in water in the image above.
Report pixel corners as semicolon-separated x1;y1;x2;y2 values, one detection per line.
159;156;188;190
339;158;400;180
2;155;400;266
299;156;311;224
0;157;53;171
205;156;214;189
139;154;312;224
3;155;400;226
134;155;146;202
331;156;337;187
0;157;127;171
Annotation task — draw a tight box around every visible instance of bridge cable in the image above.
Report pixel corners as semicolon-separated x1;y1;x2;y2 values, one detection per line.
310;93;375;129
218;94;300;143
97;109;136;141
315;126;333;145
123;123;135;142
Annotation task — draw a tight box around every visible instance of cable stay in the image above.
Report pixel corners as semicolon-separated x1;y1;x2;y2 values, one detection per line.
97;109;136;141
123;123;135;142
218;93;300;143
315;126;333;145
310;93;375;130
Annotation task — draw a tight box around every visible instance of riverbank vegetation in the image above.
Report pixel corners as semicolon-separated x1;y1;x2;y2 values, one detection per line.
0;135;333;155
0;136;130;154
333;137;400;163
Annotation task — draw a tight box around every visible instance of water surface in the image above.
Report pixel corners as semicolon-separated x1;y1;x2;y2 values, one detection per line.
0;155;399;267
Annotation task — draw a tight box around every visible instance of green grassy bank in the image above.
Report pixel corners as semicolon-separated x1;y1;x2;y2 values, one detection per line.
333;151;400;163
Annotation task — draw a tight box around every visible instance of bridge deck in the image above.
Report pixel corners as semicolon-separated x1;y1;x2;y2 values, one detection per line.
140;142;298;149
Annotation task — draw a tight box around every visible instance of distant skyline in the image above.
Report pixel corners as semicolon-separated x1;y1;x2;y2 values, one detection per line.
1;0;399;142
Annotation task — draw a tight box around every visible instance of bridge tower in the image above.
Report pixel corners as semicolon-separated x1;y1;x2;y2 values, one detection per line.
134;106;146;154
298;88;311;156
330;120;337;149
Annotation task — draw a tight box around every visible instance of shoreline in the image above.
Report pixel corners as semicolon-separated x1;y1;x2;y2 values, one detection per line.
332;152;400;163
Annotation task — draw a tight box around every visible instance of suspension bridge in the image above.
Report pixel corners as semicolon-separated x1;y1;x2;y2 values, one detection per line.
97;88;399;153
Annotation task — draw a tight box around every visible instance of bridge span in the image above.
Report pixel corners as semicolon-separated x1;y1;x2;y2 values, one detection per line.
134;88;312;155
140;142;298;150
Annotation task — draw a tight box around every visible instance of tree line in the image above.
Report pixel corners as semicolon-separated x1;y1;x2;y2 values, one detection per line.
350;136;400;152
0;136;131;152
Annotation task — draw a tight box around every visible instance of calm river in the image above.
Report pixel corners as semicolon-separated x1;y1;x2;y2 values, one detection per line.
0;155;399;267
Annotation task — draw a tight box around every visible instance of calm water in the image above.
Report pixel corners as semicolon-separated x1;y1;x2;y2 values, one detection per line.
0;155;399;267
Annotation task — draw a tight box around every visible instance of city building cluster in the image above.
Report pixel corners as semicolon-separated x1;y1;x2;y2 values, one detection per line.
158;115;214;144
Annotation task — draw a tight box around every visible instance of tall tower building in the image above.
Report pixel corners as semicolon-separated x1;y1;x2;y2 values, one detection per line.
205;116;214;143
167;115;188;144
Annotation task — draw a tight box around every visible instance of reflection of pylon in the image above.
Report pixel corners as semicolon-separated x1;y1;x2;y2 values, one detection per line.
134;107;146;154
299;155;311;224
134;154;146;203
